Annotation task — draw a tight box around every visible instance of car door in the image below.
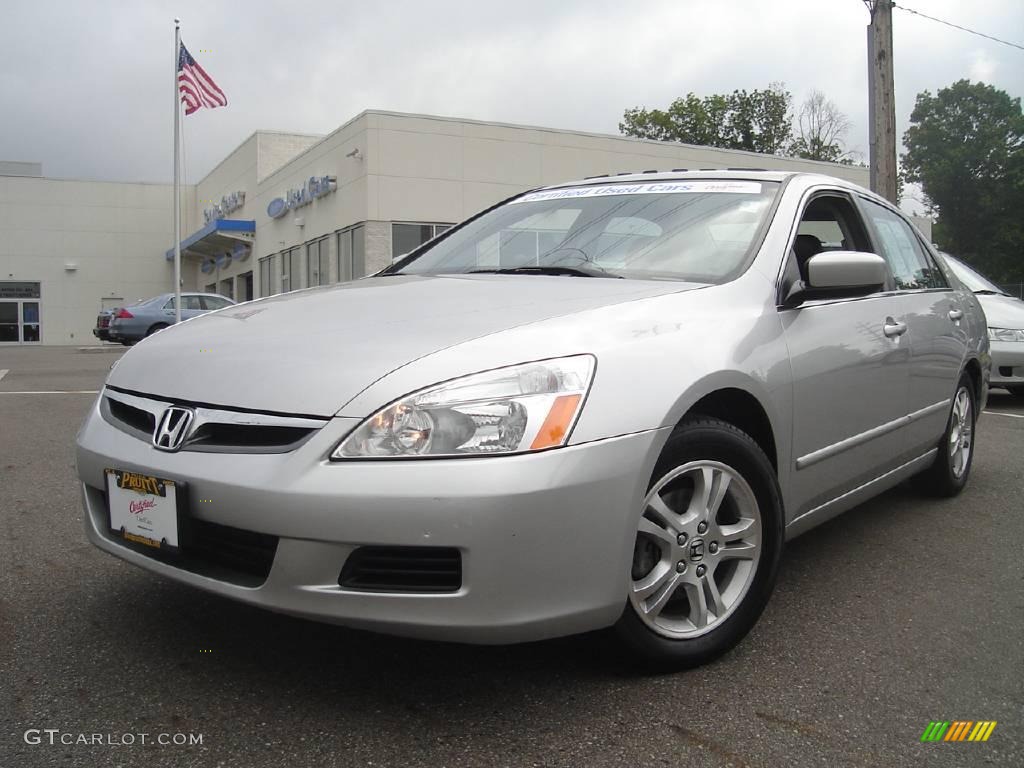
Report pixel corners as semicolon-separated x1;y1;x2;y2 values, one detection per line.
858;198;967;457
779;190;913;518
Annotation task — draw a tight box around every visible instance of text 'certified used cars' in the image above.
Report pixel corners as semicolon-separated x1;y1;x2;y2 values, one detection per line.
76;171;989;667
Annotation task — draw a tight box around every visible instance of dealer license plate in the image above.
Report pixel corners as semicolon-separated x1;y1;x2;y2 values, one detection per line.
106;469;181;551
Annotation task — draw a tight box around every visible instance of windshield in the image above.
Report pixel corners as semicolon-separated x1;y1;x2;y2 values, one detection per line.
943;254;1005;294
391;180;779;282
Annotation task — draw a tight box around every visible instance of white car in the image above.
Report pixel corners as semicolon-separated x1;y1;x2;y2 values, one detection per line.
942;254;1024;397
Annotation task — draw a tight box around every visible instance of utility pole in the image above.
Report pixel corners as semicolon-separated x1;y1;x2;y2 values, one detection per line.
866;0;898;203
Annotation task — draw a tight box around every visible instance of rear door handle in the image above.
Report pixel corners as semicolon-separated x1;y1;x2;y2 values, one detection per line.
883;318;907;338
948;309;964;321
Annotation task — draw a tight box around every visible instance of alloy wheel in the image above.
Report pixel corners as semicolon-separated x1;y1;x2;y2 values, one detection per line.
949;386;973;479
629;460;762;639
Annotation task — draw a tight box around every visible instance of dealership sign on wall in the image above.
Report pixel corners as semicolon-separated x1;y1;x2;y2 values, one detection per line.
203;191;246;225
267;175;337;219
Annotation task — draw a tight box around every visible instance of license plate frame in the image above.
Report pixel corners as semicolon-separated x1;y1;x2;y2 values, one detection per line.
105;469;184;553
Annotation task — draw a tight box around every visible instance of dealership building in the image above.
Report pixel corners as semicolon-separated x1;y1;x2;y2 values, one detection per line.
1;110;881;346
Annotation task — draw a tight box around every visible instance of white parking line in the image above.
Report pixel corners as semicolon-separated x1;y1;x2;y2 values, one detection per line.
0;369;8;381
0;390;99;395
984;410;1024;419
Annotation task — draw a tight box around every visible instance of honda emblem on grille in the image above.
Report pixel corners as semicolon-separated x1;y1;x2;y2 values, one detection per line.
153;406;195;452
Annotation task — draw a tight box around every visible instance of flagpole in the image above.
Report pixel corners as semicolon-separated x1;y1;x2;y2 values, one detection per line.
172;17;182;324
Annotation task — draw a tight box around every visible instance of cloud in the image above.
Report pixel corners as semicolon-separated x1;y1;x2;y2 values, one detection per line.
0;0;1020;183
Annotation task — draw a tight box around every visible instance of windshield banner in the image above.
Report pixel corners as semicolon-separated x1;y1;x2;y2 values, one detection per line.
512;181;763;204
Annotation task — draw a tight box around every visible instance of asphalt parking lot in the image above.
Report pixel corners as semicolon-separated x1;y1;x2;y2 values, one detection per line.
1;346;1021;768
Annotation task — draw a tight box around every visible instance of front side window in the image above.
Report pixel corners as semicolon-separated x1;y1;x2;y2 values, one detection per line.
862;200;948;290
391;181;778;282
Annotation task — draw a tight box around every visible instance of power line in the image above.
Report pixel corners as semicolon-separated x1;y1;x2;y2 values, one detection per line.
891;3;1024;52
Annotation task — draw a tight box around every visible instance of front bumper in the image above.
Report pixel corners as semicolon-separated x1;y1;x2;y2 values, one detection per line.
76;393;667;643
989;339;1024;387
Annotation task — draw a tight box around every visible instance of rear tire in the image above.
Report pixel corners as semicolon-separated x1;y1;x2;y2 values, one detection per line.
614;417;783;669
146;323;169;337
912;372;976;497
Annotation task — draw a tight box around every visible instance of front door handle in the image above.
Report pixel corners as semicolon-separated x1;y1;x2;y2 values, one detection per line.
883;318;908;338
949;308;964;322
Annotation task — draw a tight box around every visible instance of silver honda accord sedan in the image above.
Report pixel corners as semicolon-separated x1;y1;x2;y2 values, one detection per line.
76;171;989;667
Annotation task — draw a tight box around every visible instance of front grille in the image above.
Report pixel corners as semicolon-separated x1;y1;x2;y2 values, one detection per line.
339;547;462;593
107;398;156;435
183;518;279;584
186;422;314;451
100;388;326;454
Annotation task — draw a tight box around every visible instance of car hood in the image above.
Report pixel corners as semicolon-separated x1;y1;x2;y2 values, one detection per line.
107;274;702;416
976;293;1024;329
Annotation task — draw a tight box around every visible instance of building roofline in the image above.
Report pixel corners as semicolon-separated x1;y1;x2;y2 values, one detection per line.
357;109;865;171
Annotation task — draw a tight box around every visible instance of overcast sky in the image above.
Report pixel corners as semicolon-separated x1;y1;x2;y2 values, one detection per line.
1;0;1021;195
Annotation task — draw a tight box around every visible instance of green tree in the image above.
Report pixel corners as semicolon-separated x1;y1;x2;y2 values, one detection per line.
902;79;1024;281
620;83;793;155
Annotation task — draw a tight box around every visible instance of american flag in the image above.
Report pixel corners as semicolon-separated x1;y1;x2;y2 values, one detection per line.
177;43;227;115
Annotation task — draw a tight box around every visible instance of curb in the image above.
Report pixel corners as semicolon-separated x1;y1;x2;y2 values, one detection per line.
77;346;125;354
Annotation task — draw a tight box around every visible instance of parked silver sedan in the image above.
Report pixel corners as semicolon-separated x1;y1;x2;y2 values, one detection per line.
76;171;989;667
108;292;235;345
941;253;1024;397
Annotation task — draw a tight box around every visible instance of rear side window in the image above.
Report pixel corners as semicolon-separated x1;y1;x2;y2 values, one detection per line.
201;296;231;310
862;200;947;290
164;296;204;310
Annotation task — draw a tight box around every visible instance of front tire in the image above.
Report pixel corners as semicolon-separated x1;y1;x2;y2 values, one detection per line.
1006;385;1024;399
913;372;976;497
615;417;783;669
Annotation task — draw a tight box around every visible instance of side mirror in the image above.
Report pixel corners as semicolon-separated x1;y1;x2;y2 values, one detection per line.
782;251;887;308
807;251;887;291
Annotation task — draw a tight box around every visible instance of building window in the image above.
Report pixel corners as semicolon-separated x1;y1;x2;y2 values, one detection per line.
306;236;331;287
336;224;366;282
237;271;253;302
205;282;217;294
392;222;454;260
258;255;275;297
280;246;303;292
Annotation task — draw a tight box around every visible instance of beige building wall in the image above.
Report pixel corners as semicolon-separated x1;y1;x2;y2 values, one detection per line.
365;111;870;225
0;175;194;344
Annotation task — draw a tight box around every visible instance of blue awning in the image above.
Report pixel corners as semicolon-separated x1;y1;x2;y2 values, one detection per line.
165;219;255;261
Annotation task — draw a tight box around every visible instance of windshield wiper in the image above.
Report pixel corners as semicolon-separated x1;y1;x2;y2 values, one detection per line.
467;265;622;278
973;289;1006;296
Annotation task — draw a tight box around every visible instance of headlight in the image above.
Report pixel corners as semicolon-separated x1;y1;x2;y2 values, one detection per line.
333;355;595;459
988;327;1024;342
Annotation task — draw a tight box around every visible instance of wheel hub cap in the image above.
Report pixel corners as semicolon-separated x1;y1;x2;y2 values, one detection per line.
629;460;762;639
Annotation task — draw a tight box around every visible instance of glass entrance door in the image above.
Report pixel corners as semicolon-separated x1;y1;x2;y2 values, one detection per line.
0;299;42;344
0;282;42;344
0;301;18;342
